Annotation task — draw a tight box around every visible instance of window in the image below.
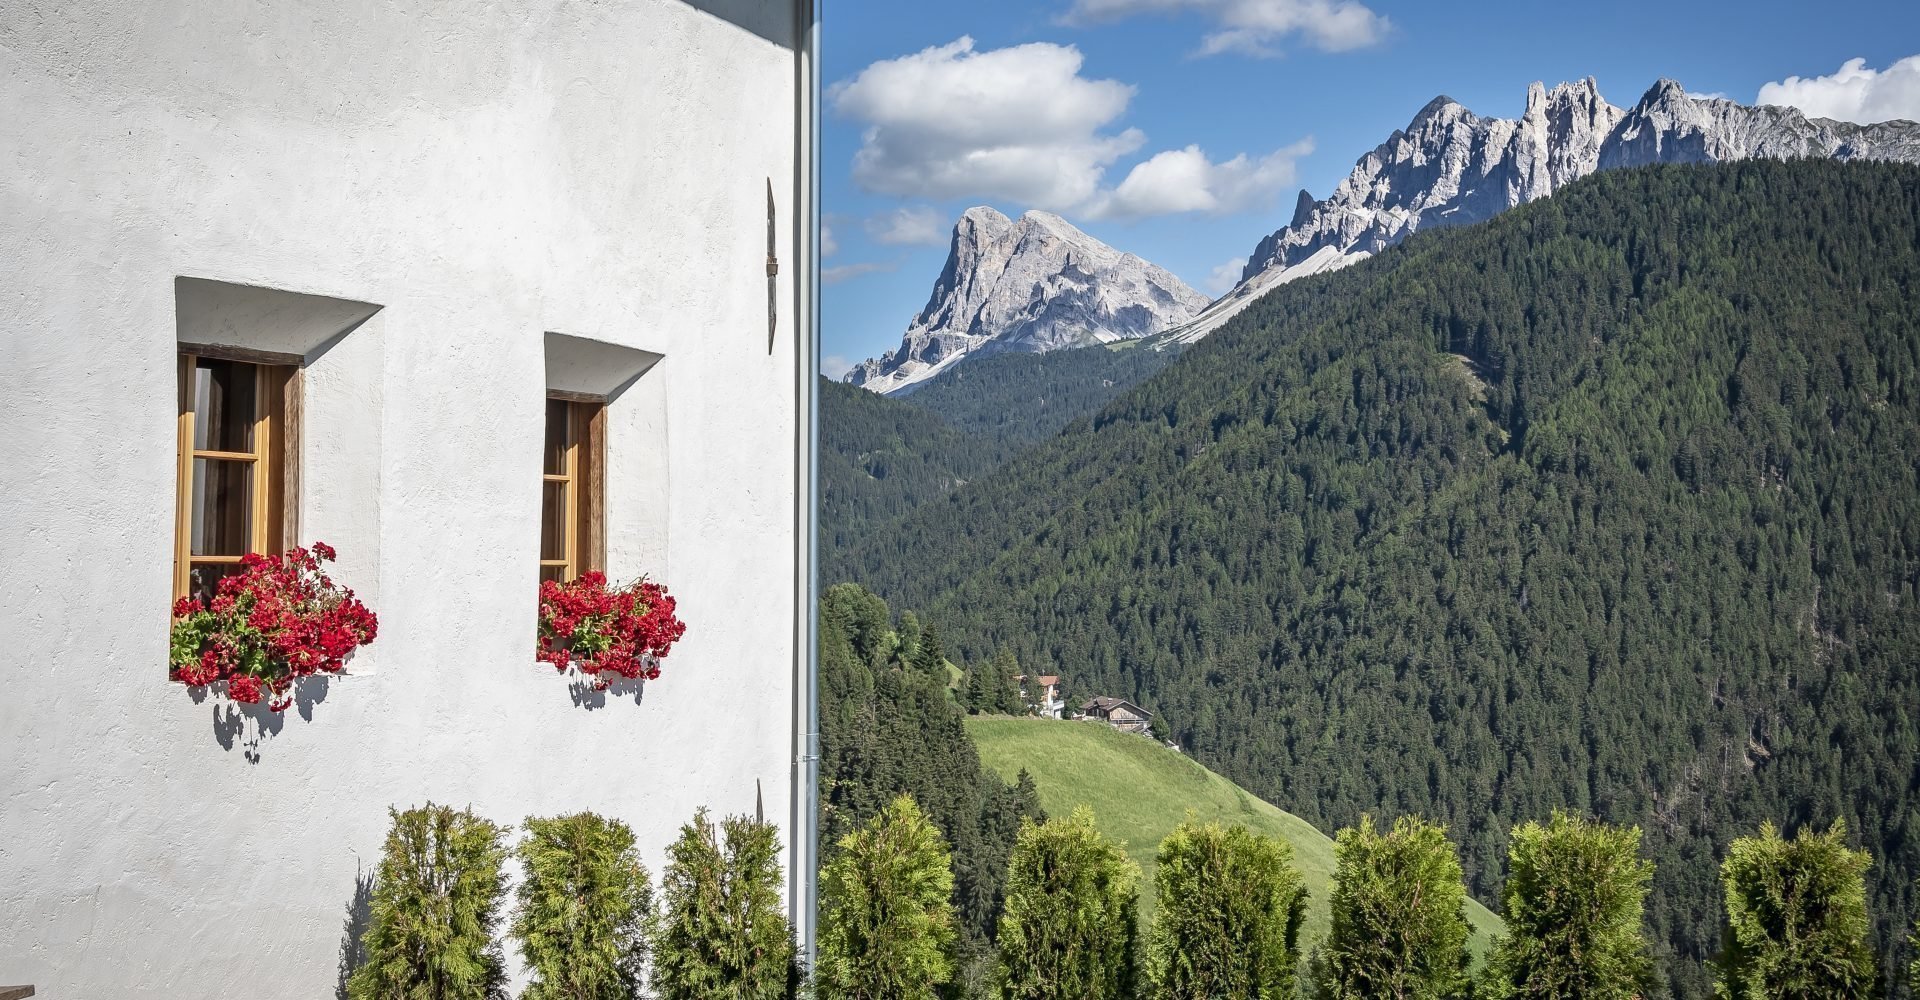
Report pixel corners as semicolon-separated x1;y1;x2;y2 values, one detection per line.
540;397;605;583
174;352;294;602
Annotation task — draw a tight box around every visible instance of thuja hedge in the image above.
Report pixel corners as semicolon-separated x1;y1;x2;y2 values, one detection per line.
817;808;1887;1000
348;805;791;1000
347;799;1892;1000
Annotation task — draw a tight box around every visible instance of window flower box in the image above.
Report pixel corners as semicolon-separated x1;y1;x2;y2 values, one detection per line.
169;542;378;712
535;572;685;690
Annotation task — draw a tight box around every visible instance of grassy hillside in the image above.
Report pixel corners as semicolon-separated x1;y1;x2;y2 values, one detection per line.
967;716;1504;957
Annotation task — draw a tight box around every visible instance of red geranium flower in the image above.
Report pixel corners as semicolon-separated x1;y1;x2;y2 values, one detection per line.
168;542;378;712
535;573;685;690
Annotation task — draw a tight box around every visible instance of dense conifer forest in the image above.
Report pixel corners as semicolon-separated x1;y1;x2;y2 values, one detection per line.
825;160;1920;998
894;339;1182;448
822;339;1181;547
820;378;1012;554
816;583;1044;956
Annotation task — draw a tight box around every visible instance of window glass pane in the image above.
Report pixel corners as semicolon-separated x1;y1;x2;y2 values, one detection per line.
191;457;253;556
193;359;256;453
189;563;247;605
544;399;571;476
539;564;567;585
541;480;568;562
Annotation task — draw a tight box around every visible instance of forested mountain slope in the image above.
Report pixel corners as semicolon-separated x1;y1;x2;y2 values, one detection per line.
832;161;1920;998
897;338;1182;449
820;378;1012;555
823;340;1185;546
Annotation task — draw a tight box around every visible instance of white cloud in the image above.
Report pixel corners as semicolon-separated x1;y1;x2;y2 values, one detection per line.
1756;54;1920;125
821;355;854;380
824;261;897;285
1086;138;1313;220
821;222;839;258
1065;0;1389;56
830;36;1144;210
865;206;950;247
1203;256;1248;295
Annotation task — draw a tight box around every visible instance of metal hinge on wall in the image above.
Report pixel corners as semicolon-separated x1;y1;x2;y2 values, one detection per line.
767;178;779;352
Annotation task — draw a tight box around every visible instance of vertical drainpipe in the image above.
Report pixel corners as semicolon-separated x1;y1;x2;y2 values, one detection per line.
792;0;823;975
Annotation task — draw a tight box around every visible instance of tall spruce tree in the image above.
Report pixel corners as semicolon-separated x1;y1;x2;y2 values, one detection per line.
912;624;948;681
989;649;1025;715
1485;812;1653;1000
1714;820;1875;1000
964;657;995;715
1148;816;1308;1000
995;808;1140;1000
1909;910;1918;997
817;795;957;1000
651;809;795;1000
1319;816;1471;1000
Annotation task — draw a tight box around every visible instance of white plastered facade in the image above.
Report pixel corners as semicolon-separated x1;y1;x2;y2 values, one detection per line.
0;1;805;995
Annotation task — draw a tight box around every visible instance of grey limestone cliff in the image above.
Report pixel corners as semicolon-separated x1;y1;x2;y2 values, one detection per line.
846;207;1209;394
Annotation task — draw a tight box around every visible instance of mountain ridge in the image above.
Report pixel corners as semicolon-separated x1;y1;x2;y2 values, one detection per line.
1161;77;1920;344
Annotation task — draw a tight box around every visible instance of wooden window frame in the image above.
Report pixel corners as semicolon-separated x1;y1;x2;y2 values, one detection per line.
541;395;606;583
173;349;299;601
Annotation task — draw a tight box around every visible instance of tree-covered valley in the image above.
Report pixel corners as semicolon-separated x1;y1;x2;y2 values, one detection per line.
824;160;1920;998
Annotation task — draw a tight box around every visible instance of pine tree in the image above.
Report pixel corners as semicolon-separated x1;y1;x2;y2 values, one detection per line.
1909;904;1918;996
964;657;995;715
912;624;947;681
1714;820;1875;1000
990;649;1025;715
652;809;795;1000
510;812;654;1000
1149;816;1308;1000
348;804;509;1000
1319;815;1470;1000
996;808;1139;1000
896;610;924;666
1484;812;1653;1000
817;795;957;1000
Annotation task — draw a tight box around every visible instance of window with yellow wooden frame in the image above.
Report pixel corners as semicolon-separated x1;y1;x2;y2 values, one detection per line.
540;396;606;583
173;351;298;603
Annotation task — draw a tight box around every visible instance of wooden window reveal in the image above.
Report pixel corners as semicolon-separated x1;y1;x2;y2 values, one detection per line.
540;397;606;583
174;352;297;603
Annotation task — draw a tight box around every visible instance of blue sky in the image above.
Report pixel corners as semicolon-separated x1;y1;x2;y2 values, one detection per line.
821;0;1920;376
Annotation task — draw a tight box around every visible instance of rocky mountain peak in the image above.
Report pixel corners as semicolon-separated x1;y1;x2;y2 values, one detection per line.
1172;75;1920;347
1410;94;1466;126
846;209;1210;395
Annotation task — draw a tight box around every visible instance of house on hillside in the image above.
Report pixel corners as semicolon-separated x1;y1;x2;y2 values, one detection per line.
1082;696;1153;735
1017;674;1065;718
0;2;822;995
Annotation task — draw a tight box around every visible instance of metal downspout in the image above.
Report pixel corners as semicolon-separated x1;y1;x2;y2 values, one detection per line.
792;0;823;975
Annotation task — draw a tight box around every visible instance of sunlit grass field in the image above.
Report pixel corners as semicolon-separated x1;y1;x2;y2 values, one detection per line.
967;716;1504;958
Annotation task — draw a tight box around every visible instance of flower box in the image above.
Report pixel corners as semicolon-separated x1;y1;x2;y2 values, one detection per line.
169;542;378;712
535;572;685;690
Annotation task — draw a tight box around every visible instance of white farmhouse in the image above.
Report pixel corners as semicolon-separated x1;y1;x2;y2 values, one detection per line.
0;1;822;996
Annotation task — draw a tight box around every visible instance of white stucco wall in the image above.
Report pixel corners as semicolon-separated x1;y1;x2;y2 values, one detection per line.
0;2;803;995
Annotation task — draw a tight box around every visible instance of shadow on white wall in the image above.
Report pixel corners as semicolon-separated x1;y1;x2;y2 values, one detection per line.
189;674;334;762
